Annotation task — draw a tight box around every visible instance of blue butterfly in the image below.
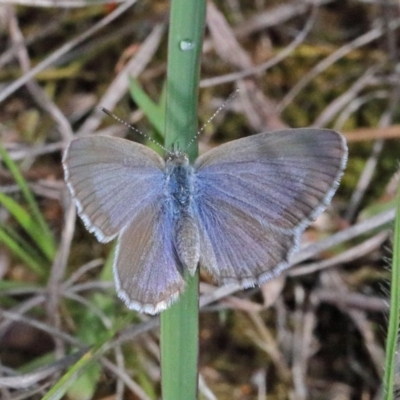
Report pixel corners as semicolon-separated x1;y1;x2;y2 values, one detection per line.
63;128;347;314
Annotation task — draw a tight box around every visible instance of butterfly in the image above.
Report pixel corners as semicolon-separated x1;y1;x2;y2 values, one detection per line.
63;128;347;314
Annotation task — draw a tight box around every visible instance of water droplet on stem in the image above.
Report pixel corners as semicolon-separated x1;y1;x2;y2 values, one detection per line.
179;40;195;51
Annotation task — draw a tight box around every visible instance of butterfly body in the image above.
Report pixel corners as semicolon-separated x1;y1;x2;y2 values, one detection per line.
164;152;200;275
63;128;347;314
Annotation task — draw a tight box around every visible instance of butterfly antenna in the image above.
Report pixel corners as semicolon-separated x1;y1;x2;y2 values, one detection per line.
185;89;240;151
100;107;168;154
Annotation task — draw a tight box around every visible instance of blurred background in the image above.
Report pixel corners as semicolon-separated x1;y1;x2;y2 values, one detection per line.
0;0;399;399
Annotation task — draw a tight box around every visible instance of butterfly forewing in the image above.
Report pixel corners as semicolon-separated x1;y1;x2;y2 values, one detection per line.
193;129;347;286
63;136;164;242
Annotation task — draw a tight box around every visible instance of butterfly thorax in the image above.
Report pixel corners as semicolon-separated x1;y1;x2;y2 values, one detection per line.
164;151;195;213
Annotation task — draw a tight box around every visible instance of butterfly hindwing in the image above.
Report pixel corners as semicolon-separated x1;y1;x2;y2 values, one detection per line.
114;200;186;314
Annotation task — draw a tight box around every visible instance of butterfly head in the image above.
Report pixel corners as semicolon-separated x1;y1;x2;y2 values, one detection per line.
165;142;189;167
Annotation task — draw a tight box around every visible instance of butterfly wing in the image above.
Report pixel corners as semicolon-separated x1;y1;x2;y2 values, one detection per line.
114;199;185;314
193;128;347;286
64;136;185;313
63;136;165;242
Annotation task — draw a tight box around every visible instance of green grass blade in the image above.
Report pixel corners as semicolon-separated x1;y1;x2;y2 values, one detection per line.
383;182;400;400
1;223;48;266
161;272;199;398
42;314;132;400
160;0;206;399
129;78;165;136
0;280;40;291
41;347;99;400
0;226;46;276
0;192;53;262
0;142;55;260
